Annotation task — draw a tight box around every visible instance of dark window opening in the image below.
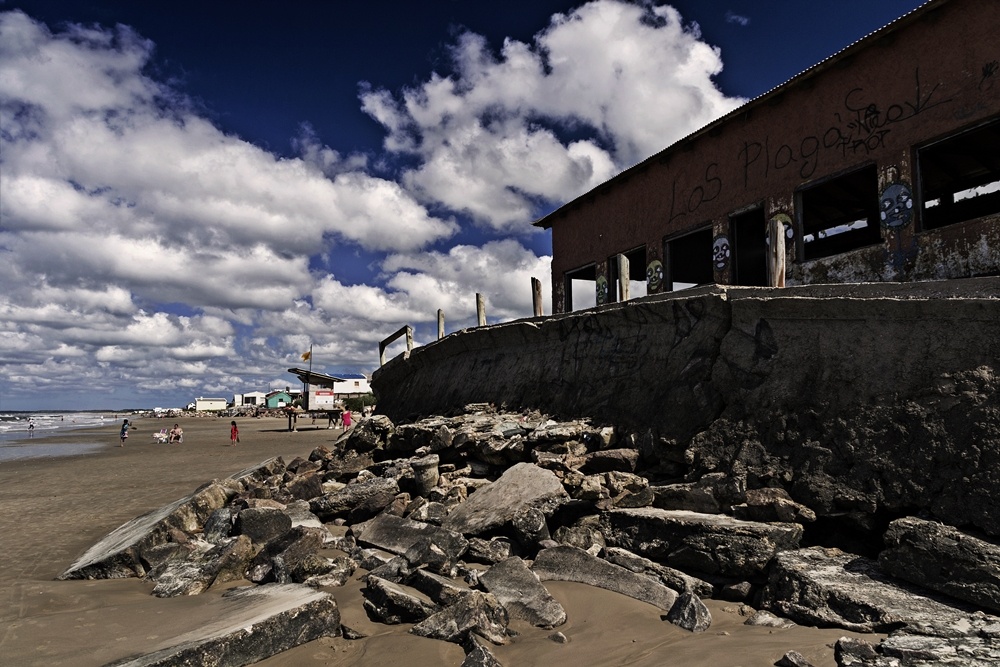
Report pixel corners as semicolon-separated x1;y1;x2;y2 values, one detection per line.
798;164;881;261
608;246;647;301
564;264;596;312
919;117;1000;231
664;228;713;291
731;207;768;286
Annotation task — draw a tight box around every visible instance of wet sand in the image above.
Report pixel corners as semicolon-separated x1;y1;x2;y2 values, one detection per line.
0;416;876;666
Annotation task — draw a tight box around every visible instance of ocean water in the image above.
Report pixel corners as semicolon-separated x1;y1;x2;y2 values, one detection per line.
0;412;131;462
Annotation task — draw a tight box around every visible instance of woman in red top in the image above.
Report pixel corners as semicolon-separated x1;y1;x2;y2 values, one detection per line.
230;420;239;446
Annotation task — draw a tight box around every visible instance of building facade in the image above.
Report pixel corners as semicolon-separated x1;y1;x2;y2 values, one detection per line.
537;0;1000;312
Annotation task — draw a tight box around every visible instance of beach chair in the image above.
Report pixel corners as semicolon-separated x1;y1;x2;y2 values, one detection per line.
152;428;168;443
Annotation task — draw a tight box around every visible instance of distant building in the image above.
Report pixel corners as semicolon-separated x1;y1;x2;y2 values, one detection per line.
194;397;227;412
265;390;293;409
334;373;372;398
234;391;267;407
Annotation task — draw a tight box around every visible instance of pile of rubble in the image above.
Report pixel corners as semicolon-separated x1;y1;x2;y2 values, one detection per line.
63;405;1000;666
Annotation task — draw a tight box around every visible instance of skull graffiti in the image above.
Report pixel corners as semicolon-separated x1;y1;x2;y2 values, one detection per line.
880;182;914;228
712;235;731;272
646;260;664;292
595;276;609;305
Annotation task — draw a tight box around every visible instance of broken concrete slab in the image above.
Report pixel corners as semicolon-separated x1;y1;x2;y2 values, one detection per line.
879;516;1000;613
479;557;566;628
105;583;340;667
599;507;803;577
309;476;400;523
760;546;998;635
60;481;232;580
354;512;468;562
443;463;569;536
532;545;678;612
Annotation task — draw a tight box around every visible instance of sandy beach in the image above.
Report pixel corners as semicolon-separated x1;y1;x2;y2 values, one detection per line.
0;416;875;666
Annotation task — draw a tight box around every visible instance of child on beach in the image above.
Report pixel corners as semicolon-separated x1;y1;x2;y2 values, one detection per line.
341;409;352;430
119;419;129;447
230;420;239;446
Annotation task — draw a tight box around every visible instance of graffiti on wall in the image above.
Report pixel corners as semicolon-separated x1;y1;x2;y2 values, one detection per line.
595;275;609;305
740;68;952;187
646;260;664;293
712;235;731;272
880;182;914;229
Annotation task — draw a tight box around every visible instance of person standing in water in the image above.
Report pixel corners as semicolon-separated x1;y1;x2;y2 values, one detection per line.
119;419;130;447
230;420;239;447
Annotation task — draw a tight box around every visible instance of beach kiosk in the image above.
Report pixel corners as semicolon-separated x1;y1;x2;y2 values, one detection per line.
286;367;346;427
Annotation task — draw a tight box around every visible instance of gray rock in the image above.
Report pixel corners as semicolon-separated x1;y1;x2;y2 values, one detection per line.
403;536;463;576
666;591;712;632
775;650;815;667
354;513;468;563
732;487;817;524
105;584;340;667
246;526;325;584
582;448;638;473
363;575;439;624
744;609;795;628
878;632;1000;666
600;508;803;577
834;637;880;666
879;516;1000;613
650;482;721;514
532;545;678;612
479;557;566;628
511;506;551;546
462;634;504;667
410;590;510;646
601;546;713;597
202;507;236;544
443;463;569;537
284;472;324;502
466;537;518;564
409;568;476;606
151;560;215;598
309;477;400;523
760;546;999;635
235;507;292;544
552;524;605;553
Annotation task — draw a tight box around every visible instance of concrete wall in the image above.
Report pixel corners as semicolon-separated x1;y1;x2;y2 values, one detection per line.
372;278;1000;533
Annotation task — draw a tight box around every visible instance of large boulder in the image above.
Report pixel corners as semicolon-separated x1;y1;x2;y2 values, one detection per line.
309;477;400;523
879;516;1000;613
442;463;569;536
600;508;803;577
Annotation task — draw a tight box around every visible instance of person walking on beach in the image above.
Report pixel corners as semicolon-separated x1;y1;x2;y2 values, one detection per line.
341;409;352;431
230;420;239;447
28;420;35;438
119;419;130;447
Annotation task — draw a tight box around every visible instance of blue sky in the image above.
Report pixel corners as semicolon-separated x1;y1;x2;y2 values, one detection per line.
0;0;926;410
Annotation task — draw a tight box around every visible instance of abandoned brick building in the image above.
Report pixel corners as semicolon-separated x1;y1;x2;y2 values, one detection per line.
536;0;1000;313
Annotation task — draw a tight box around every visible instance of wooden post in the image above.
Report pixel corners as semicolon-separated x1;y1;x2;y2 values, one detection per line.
617;254;630;302
476;293;486;326
437;309;445;340
531;277;543;317
379;324;414;366
767;216;786;288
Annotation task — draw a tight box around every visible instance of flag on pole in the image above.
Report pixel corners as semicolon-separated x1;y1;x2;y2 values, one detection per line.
301;350;311;361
